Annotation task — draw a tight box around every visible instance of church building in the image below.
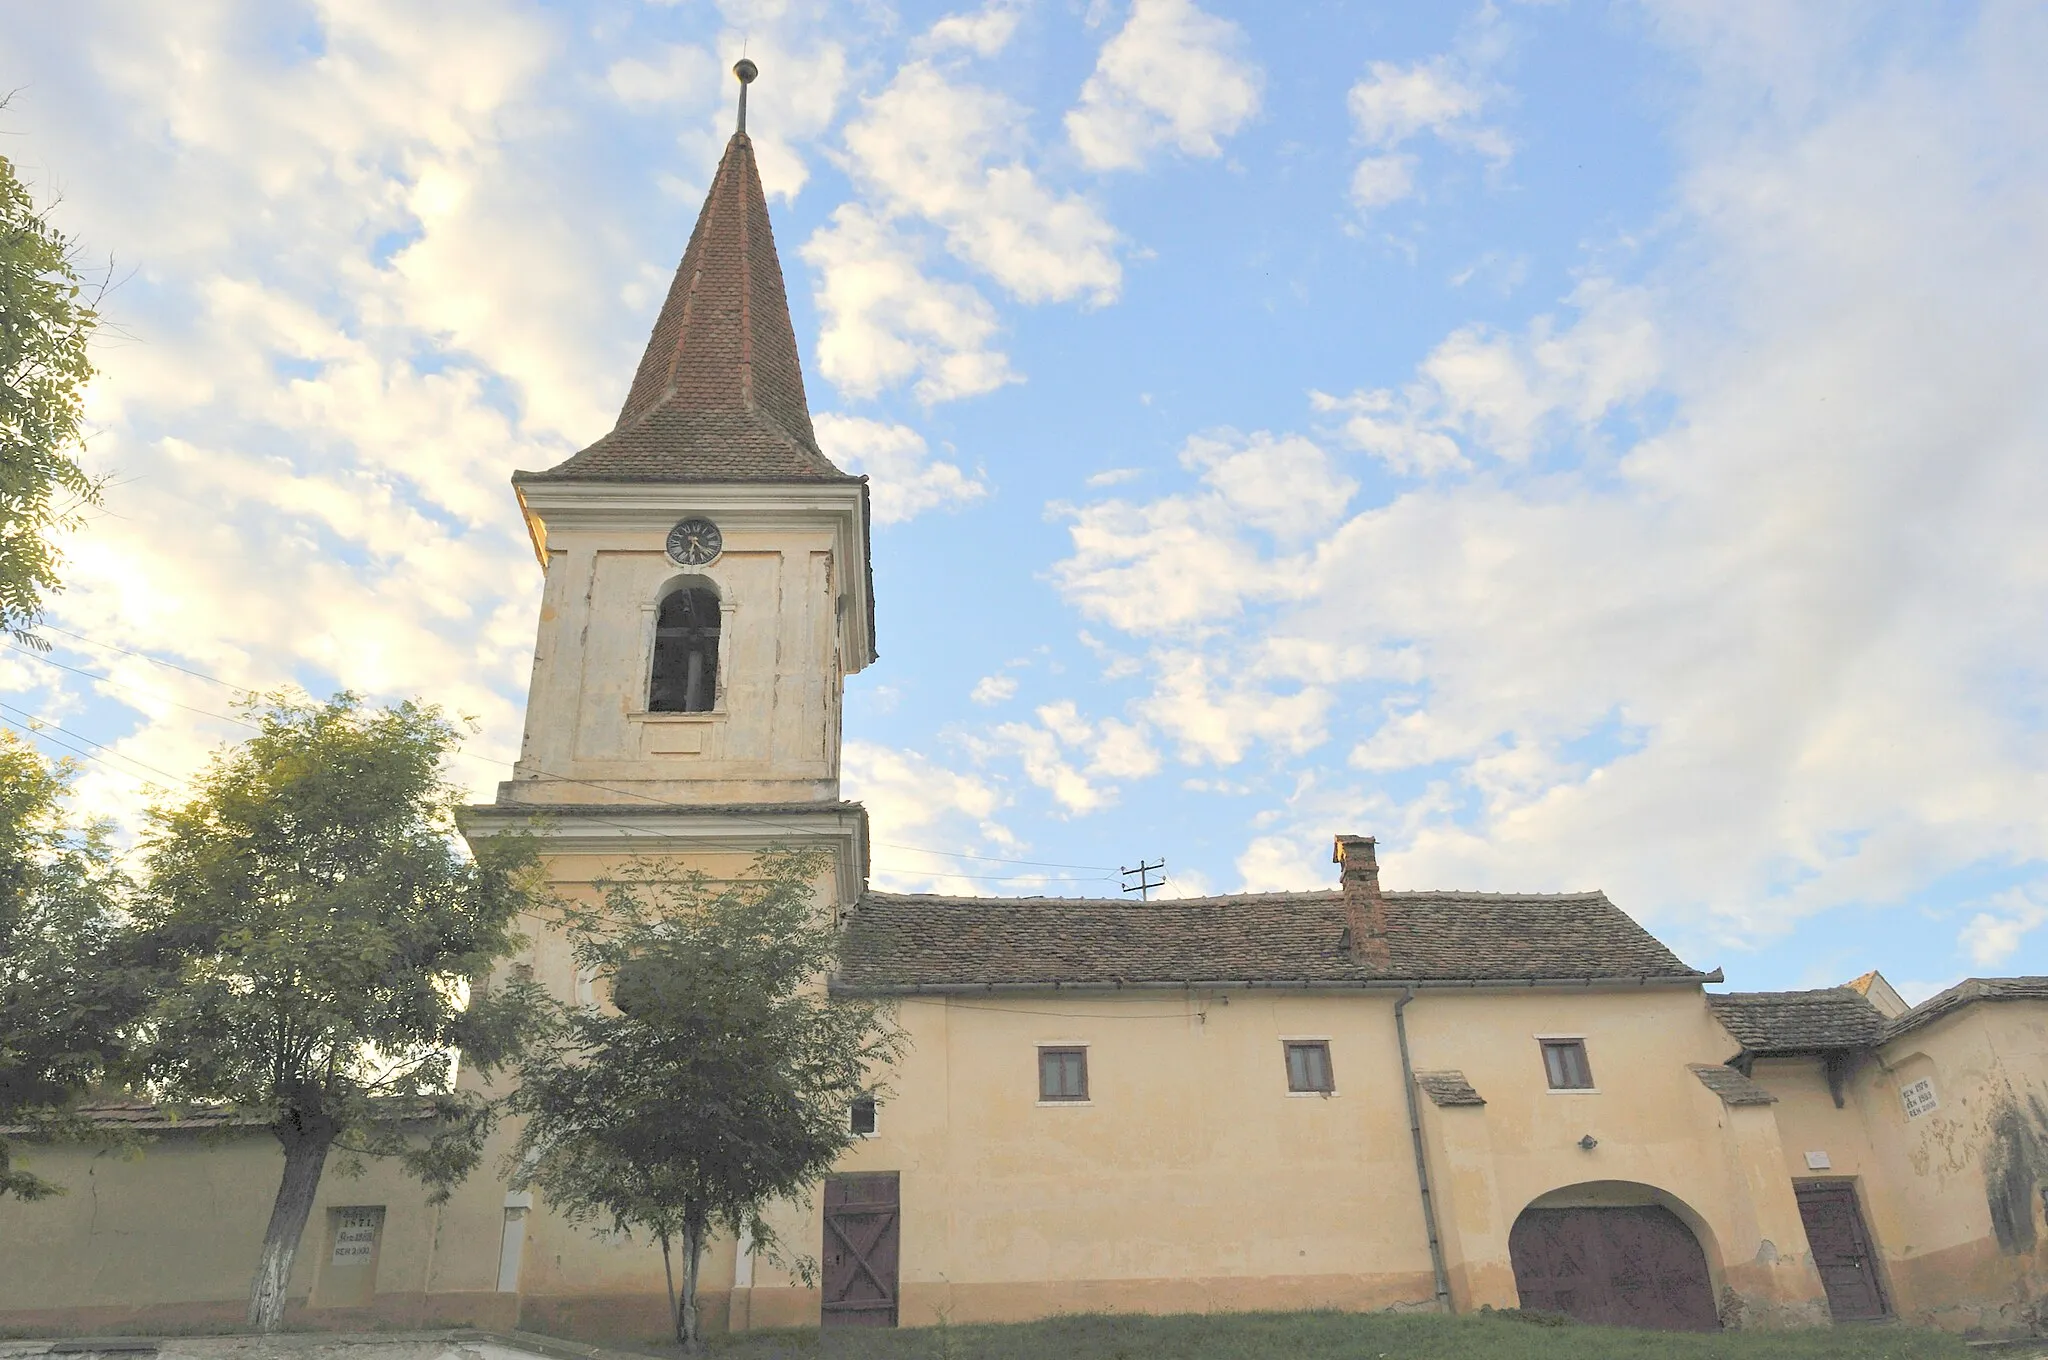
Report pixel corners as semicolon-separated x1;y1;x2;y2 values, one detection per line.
4;66;2046;1341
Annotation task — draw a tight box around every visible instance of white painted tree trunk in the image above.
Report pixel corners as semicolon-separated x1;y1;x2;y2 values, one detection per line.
247;1124;333;1331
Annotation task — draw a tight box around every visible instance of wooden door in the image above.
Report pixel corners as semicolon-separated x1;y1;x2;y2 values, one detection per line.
1795;1181;1888;1320
822;1172;900;1327
1510;1205;1721;1331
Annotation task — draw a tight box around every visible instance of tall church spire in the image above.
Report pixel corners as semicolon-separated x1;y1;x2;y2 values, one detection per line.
521;61;845;484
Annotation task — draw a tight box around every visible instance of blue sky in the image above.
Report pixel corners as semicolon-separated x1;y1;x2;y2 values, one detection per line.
3;0;2045;999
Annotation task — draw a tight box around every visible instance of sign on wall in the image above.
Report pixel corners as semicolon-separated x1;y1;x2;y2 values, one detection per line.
1901;1076;1940;1120
332;1207;382;1265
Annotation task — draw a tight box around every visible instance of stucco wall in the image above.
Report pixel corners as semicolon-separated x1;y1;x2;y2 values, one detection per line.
507;516;845;807
723;984;1828;1330
1742;999;2048;1335
1403;988;1826;1328
1870;1002;2048;1332
0;1130;519;1335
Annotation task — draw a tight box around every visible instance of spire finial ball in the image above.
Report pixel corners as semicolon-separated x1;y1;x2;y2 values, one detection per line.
734;58;759;84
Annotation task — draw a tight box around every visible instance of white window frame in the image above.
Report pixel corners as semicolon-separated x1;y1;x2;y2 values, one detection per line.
850;1091;881;1139
1036;1040;1093;1107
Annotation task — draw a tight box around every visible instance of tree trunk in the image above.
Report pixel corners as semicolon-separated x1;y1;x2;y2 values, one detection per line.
247;1114;335;1331
680;1216;705;1353
660;1232;680;1344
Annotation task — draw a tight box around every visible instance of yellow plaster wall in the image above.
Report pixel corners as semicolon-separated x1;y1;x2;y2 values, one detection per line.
509;520;845;806
0;1131;516;1334
1866;1002;2048;1331
1404;989;1825;1327
1744;1000;2048;1334
725;984;1827;1330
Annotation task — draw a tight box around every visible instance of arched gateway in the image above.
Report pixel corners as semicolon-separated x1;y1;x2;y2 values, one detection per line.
1509;1184;1721;1331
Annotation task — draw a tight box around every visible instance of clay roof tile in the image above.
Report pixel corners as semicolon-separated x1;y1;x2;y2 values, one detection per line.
517;132;847;486
833;888;1710;991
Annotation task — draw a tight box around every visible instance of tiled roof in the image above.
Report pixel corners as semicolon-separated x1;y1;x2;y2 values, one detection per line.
834;889;1711;991
1416;1071;1486;1107
1887;976;2048;1040
1706;988;1887;1054
0;1101;265;1134
1688;1063;1779;1107
518;132;848;486
2;1098;449;1135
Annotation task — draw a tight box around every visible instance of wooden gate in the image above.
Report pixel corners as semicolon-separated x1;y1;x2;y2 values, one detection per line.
1795;1181;1888;1320
1510;1204;1721;1331
822;1172;899;1327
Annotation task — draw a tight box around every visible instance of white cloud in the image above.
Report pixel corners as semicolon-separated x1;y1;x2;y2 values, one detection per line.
1310;278;1659;471
918;0;1026;57
1349;154;1417;212
801;204;1017;403
606;44;717;104
980;719;1110;815
1052;430;1353;634
1345;52;1510;216
1958;888;2048;971
842;60;1122;306
813;413;988;524
971;674;1019;706
1050;6;2048;937
1086;467;1144;487
1138;650;1330;767
1066;0;1262;172
843;739;1025;892
971;698;1162;815
1349;59;1487;147
0;0;710;824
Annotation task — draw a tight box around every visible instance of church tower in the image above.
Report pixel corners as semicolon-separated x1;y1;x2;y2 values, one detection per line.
464;60;875;904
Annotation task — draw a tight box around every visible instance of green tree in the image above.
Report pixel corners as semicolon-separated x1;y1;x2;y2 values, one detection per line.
0;140;102;647
0;729;137;1199
508;847;904;1352
132;693;547;1331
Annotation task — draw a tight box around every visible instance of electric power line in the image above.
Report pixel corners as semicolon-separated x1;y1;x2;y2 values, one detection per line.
0;711;186;789
0;701;192;784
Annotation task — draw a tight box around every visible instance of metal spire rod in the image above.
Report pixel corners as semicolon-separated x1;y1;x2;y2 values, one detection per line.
734;58;757;134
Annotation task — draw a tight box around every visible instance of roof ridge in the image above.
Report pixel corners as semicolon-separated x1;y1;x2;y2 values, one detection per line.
1709;986;1876;1000
858;886;1613;907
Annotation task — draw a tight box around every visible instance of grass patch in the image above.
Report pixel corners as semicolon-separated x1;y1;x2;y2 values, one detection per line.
666;1309;1981;1360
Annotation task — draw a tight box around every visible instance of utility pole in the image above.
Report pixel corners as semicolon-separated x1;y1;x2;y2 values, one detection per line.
1121;859;1166;901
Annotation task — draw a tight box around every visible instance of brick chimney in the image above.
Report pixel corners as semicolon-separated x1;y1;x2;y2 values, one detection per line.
1333;835;1391;969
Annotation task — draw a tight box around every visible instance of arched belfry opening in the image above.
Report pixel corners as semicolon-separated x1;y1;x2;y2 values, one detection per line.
650;580;721;713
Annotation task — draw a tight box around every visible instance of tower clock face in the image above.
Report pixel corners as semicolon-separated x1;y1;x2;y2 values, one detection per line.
665;517;722;567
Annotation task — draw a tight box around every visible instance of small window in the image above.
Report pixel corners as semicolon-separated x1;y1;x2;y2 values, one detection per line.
1038;1046;1088;1102
1541;1039;1595;1090
1284;1041;1335;1094
850;1094;877;1136
649;585;720;713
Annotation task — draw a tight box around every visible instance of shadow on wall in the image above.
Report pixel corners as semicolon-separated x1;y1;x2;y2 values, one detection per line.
1985;1094;2048;1256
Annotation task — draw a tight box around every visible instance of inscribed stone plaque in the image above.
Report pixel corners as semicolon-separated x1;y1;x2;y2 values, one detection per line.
332;1207;382;1265
1901;1076;1939;1120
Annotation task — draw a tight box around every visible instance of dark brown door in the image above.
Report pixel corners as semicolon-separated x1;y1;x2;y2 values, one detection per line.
822;1172;900;1327
1510;1205;1720;1331
1795;1181;1888;1320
